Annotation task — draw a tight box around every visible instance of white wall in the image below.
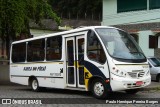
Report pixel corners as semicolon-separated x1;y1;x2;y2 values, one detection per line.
102;0;158;57
102;0;117;25
103;0;117;16
138;31;154;57
102;0;160;26
30;29;56;37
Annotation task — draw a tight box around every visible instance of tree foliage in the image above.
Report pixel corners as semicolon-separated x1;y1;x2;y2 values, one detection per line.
49;0;102;19
0;0;61;58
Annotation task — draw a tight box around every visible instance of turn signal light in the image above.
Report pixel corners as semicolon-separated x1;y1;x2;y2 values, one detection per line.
105;79;110;83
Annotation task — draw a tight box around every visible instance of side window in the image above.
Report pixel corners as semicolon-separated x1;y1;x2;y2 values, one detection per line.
27;39;45;62
87;30;106;64
12;42;26;63
149;35;157;48
46;36;62;60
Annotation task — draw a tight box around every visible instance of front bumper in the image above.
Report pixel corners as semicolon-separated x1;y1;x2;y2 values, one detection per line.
110;75;151;91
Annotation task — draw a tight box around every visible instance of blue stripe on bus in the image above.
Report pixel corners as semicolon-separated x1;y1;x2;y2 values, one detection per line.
84;60;112;91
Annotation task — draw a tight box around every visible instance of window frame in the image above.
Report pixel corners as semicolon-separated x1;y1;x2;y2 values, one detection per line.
117;0;147;13
27;38;45;62
46;36;62;61
149;0;160;10
11;42;26;63
87;30;107;64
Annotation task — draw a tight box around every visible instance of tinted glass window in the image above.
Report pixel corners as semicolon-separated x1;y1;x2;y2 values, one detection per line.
96;28;146;62
149;0;160;9
87;30;106;64
117;0;147;13
27;39;45;62
12;42;26;63
46;36;62;60
148;58;160;67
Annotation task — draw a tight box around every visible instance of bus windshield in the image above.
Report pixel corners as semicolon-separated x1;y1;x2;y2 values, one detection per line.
95;28;146;62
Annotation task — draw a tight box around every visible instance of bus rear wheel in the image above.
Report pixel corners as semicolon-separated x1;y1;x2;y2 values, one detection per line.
31;79;40;92
91;79;108;99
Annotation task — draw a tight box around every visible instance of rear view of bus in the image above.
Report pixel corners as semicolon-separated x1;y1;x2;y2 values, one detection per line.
90;27;151;98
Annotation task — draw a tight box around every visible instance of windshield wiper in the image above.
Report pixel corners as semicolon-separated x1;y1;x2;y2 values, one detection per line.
129;52;144;55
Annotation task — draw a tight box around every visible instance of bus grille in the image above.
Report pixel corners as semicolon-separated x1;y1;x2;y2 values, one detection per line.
128;71;145;78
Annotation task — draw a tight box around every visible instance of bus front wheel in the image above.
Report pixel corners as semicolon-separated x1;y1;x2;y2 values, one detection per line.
91;79;108;99
31;78;40;92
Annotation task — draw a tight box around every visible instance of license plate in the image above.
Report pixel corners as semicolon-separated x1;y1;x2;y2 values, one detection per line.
136;81;143;86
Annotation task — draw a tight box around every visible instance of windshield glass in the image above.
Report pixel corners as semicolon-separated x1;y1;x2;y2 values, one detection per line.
95;28;146;61
148;58;160;67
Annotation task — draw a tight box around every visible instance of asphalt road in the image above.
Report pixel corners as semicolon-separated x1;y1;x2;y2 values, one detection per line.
0;85;160;107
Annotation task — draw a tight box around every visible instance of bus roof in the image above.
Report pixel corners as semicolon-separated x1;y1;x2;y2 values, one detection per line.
12;26;117;44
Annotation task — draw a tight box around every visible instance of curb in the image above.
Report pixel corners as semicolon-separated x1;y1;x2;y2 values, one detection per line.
0;81;18;86
140;86;160;91
1;81;160;91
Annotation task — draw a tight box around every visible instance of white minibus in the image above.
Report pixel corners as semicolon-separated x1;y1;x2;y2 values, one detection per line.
10;26;151;99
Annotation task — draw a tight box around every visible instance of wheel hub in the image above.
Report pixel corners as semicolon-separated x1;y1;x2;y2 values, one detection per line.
94;82;104;96
32;80;38;90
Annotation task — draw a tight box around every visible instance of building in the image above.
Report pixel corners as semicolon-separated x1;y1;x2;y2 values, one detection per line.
102;0;160;57
0;19;101;59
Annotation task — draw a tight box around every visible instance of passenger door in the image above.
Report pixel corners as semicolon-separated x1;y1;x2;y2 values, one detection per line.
65;36;85;88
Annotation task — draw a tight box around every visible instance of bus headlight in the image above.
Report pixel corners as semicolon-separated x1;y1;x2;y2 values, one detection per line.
112;67;126;77
119;71;126;77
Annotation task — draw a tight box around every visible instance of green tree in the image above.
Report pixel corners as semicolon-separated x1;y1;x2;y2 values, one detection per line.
0;0;61;59
49;0;102;19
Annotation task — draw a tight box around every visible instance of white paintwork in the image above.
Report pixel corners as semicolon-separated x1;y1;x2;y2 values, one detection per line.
158;36;160;48
10;26;151;94
10;62;65;88
148;57;160;81
110;59;151;91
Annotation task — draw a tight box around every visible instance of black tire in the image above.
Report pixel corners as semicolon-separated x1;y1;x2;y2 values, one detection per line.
156;75;160;82
91;79;108;99
125;89;139;94
31;78;40;92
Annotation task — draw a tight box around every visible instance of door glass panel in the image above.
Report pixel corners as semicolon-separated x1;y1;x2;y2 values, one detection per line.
87;30;106;64
68;67;74;84
78;39;84;65
78;38;84;85
67;40;74;66
79;67;84;85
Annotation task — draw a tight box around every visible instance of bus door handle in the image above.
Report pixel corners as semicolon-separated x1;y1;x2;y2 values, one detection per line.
98;66;104;69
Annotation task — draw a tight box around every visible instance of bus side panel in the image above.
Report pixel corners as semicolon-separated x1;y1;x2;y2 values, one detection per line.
10;62;65;89
10;65;29;85
38;78;65;89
